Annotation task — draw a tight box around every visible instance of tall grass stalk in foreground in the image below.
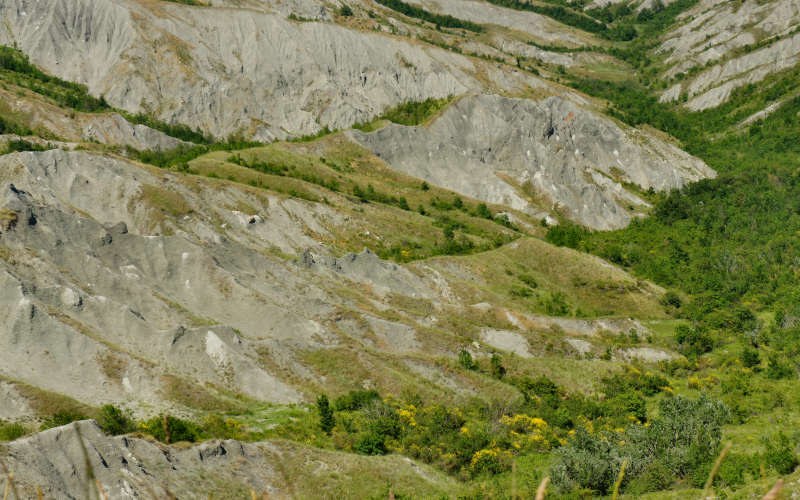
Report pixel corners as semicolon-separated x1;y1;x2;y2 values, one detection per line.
611;460;627;500
703;442;732;497
535;476;550;500
0;457;18;500
762;479;784;500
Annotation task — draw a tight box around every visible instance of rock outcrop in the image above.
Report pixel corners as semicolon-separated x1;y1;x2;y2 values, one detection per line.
1;420;460;499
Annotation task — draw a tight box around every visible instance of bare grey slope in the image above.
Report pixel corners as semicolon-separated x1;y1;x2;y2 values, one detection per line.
1;420;461;499
0;0;536;140
0;147;672;415
658;0;800;111
349;94;712;229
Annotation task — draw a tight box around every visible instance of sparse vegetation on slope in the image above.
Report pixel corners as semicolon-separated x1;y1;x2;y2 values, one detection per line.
374;0;484;32
0;45;209;143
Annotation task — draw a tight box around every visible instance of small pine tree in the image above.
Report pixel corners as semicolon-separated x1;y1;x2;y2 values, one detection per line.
490;354;506;379
740;347;760;369
458;349;476;370
317;394;335;435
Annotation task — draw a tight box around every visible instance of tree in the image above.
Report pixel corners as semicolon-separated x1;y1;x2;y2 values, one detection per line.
317;394;335;434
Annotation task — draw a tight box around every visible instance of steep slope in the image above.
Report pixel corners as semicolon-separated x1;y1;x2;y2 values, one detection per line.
0;0;536;140
349;94;712;229
0;146;670;417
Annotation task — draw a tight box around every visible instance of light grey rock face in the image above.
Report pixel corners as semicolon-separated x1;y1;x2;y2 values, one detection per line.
659;83;683;103
3;422;245;498
620;346;678;362
657;0;800;110
480;328;532;358
299;248;435;299
0;382;34;420
0;88;188;151
685;33;800;111
0;0;546;140
3;420;459;499
493;37;578;67
3;420;283;499
0;151;308;405
349;94;713;229
660;0;800;69
412;0;589;45
80;113;191;151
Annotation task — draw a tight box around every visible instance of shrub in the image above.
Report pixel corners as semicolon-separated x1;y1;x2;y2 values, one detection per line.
602;369;668;398
317;394;335;434
458;349;476;370
552;394;729;494
469;448;506;476
474;203;492;219
339;4;354;16
604;391;647;421
202;414;246;440
518;274;538;288
139;415;202;443
99;404;135;435
551;428;619;494
510;284;533;298
3;139;51;153
382;97;454;126
41;410;88;429
542;292;571;316
624;461;672;494
545;222;589;249
355;431;388;455
674;324;714;357
765;354;794;380
662;290;682;309
334;390;381;411
740;347;760;368
373;0;484;32
490;354;506;379
764;432;799;474
716;453;760;487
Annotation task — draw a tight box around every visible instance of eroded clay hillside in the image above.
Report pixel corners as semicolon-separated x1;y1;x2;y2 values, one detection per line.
2;0;799;497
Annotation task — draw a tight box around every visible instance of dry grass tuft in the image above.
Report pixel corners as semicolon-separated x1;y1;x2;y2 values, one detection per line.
535;476;549;500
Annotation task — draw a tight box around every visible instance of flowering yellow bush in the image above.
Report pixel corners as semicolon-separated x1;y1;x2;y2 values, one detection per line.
501;414;552;452
500;414;547;433
469;447;509;475
397;407;417;427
